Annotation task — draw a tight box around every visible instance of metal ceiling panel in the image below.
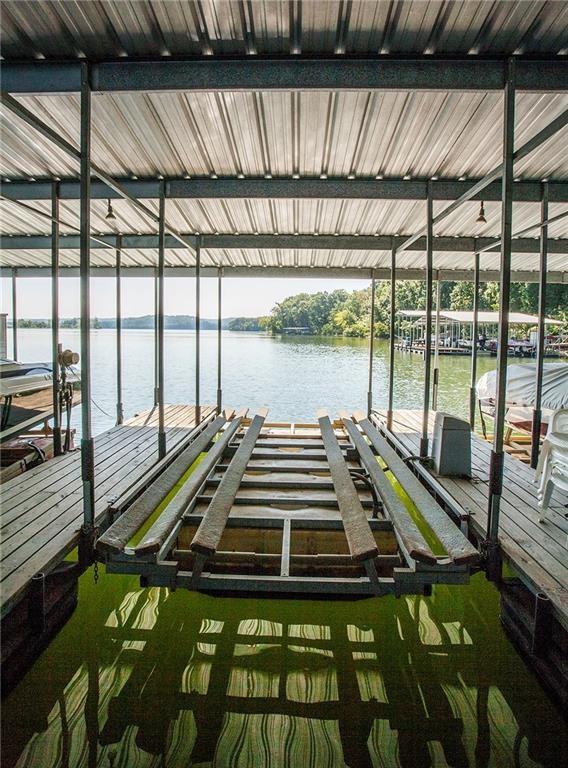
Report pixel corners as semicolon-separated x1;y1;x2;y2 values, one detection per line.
1;197;567;244
3;90;567;183
3;245;567;276
1;2;567;59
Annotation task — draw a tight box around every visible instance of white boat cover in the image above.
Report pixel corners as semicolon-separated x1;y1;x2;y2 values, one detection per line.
476;363;568;410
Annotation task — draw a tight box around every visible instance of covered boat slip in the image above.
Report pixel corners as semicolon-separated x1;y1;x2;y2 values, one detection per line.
97;408;478;597
0;404;216;618
375;409;568;631
1;0;568;705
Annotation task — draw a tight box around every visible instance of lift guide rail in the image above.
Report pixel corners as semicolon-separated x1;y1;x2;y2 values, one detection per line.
98;408;479;597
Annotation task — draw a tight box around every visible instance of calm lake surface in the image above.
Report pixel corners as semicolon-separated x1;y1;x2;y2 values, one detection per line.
3;329;566;767
13;328;512;434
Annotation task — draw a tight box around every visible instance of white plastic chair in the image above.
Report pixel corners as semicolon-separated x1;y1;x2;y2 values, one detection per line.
534;409;568;522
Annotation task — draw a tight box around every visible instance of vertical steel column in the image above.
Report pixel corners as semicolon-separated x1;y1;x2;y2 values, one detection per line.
487;59;516;560
420;183;434;457
51;181;62;455
157;182;166;459
11;270;18;360
531;182;548;469
216;267;223;413
387;246;396;430
115;234;124;426
367;272;376;416
153;269;159;406
469;249;480;430
79;63;95;538
432;277;441;410
195;237;201;424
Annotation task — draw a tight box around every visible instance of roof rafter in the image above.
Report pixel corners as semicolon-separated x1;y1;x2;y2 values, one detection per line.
2;58;567;94
2;233;567;254
3;177;568;203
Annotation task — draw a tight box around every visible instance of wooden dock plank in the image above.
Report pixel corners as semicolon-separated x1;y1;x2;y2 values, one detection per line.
0;405;214;617
2;421;193;574
376;409;568;627
1;405;207;535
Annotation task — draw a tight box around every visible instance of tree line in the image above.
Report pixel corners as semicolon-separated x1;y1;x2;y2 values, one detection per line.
262;281;568;337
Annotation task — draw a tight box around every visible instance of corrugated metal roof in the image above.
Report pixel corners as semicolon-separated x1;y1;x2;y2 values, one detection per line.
2;91;568;180
0;2;567;275
1;197;567;241
1;1;567;59
2;246;567;277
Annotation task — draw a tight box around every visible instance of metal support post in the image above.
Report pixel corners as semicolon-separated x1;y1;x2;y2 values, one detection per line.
153;268;159;406
432;278;441;411
420;184;434;457
469;249;480;430
217;267;223;413
157;183;166;459
195;237;201;424
487;59;516;570
367;272;376;416
531;182;548;469
387;246;396;431
115;234;124;425
11;269;18;360
79;63;95;540
51;181;62;455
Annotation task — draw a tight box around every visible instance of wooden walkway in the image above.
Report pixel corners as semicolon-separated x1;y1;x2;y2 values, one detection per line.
0;404;215;617
376;409;568;630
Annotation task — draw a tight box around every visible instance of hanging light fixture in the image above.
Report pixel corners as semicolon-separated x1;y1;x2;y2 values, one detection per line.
476;200;487;224
105;198;116;221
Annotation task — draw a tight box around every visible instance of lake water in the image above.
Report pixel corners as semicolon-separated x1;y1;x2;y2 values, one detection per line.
3;330;567;767
13;328;508;435
3;567;566;767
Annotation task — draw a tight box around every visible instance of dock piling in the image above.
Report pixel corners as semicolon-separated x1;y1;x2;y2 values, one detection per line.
532;592;552;656
531;182;548;469
387;244;396;430
157;181;166;459
469;249;480;430
367;272;376;416
51;180;62;455
195;237;201;424
420;183;434;458
217;267;223;414
79;62;95;531
115;234;124;425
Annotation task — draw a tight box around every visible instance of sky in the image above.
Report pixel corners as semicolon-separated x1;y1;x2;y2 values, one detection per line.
0;276;370;320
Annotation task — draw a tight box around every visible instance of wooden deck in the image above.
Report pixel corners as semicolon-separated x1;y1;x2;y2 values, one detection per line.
376;409;568;630
0;404;215;617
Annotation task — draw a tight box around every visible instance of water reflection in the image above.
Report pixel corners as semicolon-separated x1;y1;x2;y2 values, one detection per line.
3;568;565;768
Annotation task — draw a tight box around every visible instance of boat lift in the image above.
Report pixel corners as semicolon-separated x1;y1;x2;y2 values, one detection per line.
97;408;478;597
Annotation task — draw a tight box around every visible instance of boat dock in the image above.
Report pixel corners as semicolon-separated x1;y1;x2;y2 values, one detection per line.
0;404;216;619
375;409;568;700
394;343;471;356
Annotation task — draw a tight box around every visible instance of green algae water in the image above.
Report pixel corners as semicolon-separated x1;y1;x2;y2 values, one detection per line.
3;567;566;767
4;330;567;765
